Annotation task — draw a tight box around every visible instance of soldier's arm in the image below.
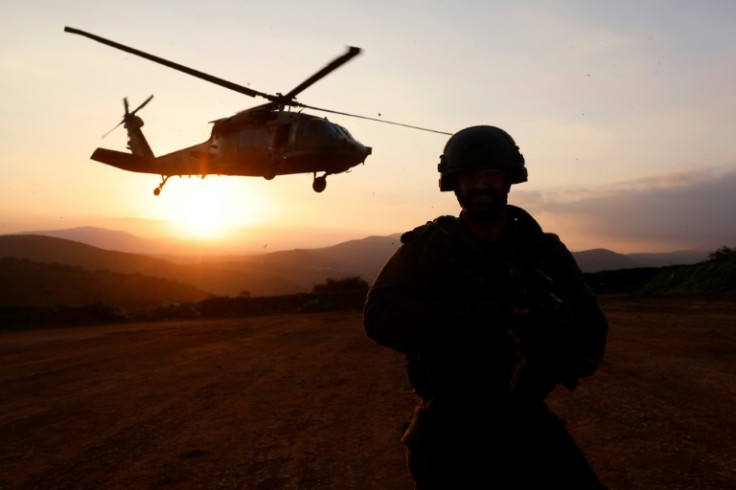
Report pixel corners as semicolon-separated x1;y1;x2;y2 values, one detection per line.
545;234;608;379
363;222;474;356
363;243;432;356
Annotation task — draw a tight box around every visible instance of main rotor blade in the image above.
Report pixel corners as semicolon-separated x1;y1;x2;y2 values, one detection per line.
281;46;361;102
299;103;452;135
64;27;274;101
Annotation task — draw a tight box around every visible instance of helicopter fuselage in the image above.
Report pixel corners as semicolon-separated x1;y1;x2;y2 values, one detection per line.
91;108;372;194
205;110;372;179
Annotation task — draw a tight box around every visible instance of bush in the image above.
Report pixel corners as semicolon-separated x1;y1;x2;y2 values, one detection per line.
312;277;369;294
708;246;736;263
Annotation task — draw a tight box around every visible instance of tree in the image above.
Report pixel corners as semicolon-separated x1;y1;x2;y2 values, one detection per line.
312;276;369;293
708;246;736;262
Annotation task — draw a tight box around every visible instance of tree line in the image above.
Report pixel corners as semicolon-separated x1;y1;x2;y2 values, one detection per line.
3;246;735;330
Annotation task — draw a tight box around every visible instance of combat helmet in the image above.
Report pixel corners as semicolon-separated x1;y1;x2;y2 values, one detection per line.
438;125;527;191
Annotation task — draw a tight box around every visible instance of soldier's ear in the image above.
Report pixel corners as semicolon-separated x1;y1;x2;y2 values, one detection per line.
504;171;512;193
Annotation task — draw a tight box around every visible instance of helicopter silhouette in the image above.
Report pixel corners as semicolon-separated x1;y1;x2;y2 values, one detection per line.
65;27;450;195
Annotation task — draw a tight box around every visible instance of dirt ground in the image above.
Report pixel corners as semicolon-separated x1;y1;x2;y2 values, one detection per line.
1;295;734;489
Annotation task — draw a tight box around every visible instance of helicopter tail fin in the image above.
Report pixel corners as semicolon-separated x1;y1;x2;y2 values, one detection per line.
102;96;156;159
91;148;155;173
122;113;155;159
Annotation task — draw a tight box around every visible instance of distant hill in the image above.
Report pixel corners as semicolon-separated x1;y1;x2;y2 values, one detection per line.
0;235;303;298
634;256;736;296
10;226;709;270
0;234;178;275
0;234;396;299
0;257;209;307
20;227;156;254
626;250;709;268
0;229;709;304
573;248;707;272
18;226;222;255
572;249;639;272
253;234;403;286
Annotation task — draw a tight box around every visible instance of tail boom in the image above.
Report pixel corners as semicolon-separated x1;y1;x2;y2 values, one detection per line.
91;148;155;173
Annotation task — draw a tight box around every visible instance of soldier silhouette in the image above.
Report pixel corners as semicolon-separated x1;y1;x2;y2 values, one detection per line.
364;125;608;489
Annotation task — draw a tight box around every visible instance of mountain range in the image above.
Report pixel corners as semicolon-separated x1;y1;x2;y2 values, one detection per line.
0;227;708;303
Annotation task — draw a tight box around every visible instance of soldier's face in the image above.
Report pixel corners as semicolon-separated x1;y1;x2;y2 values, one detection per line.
454;169;510;222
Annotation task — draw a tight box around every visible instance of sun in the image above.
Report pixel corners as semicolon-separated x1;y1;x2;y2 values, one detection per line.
158;179;267;241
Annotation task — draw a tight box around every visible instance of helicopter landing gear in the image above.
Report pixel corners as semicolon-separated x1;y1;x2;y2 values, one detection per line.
154;175;170;196
312;174;327;193
263;154;278;180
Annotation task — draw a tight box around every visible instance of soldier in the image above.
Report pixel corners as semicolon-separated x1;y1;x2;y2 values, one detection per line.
363;125;608;489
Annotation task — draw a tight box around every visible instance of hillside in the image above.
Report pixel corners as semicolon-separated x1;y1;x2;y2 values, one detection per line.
15;226;709;271
248;234;403;288
0;231;714;306
0;235;304;298
634;256;736;296
573;248;639;272
0;233;403;299
20;227;167;254
0;257;210;307
0;235;180;275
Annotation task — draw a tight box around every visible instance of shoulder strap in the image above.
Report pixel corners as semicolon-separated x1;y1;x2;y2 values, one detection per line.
504;205;563;266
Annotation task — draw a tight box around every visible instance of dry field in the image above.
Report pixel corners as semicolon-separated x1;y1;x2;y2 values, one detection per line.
1;295;734;489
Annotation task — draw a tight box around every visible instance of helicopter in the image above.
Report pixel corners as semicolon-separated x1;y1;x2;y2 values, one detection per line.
65;27;450;195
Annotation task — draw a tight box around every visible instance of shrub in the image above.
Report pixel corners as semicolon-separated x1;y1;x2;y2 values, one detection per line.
312;276;369;294
708;246;736;263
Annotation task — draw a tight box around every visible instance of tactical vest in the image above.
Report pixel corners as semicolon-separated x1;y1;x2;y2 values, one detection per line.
401;206;576;403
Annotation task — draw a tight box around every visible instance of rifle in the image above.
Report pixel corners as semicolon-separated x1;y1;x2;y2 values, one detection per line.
406;218;580;401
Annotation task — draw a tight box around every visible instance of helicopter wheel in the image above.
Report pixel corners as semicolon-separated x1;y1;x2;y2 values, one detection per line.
312;176;327;193
154;175;170;196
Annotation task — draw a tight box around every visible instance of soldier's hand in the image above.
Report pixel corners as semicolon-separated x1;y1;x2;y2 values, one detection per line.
506;327;528;392
472;302;528;324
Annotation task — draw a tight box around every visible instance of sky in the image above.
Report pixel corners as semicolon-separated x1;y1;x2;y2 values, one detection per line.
2;0;735;254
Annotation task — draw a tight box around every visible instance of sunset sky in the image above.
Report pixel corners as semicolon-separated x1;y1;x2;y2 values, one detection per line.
2;1;735;254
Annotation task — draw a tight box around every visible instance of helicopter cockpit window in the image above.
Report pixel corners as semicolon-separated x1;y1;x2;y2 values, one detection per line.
335;125;353;139
323;122;339;136
301;120;343;138
300;120;323;138
239;128;268;148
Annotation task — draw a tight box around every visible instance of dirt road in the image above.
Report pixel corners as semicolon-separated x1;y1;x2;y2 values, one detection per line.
1;296;735;489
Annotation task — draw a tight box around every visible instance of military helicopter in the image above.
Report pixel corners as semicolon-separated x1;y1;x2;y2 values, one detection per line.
65;27;450;195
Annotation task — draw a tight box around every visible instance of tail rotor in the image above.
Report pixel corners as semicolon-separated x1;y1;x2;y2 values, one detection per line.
102;95;154;138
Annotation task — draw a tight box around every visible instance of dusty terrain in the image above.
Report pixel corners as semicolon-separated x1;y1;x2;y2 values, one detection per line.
1;295;734;489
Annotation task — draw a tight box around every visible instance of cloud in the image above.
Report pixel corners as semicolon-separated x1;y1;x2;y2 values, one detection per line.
515;167;736;252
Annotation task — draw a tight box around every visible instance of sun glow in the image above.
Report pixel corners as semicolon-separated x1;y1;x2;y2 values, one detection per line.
157;179;268;241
